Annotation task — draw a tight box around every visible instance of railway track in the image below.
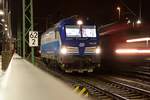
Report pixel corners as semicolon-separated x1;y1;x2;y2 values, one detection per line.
69;74;150;100
35;59;124;99
70;79;127;100
112;70;150;85
110;65;150;82
35;59;122;99
85;76;150;100
104;75;150;92
35;59;150;100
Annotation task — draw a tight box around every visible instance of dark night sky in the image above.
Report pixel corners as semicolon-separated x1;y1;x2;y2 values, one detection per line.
11;0;150;34
33;0;116;28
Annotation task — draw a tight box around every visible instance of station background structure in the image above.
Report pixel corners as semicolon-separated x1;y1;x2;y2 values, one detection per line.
17;0;35;64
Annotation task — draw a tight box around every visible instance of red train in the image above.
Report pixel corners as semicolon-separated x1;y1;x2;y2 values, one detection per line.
100;22;150;68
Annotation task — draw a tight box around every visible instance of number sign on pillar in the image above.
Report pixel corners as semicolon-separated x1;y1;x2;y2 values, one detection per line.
29;31;38;47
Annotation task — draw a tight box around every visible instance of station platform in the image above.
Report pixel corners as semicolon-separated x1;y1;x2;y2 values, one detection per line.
0;55;2;76
0;53;86;100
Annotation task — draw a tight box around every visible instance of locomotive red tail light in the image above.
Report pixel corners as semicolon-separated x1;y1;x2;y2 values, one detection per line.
115;49;150;54
126;37;150;43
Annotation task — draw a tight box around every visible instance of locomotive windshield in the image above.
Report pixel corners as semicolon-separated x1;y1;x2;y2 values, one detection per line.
82;26;96;37
65;25;97;38
65;25;81;37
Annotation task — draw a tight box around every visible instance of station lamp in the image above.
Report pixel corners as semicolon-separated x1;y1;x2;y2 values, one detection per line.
127;20;131;24
4;24;7;27
1;18;5;22
117;6;121;20
5;27;8;31
0;10;4;15
136;19;142;24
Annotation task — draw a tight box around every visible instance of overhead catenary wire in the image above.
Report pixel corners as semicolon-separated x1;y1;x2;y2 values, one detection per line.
119;0;138;18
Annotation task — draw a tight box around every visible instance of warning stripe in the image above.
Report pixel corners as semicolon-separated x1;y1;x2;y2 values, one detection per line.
73;86;80;92
84;92;88;97
73;86;89;97
79;87;87;96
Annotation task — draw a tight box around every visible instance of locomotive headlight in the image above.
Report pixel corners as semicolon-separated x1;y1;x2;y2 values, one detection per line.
77;20;83;25
60;47;67;54
95;47;101;54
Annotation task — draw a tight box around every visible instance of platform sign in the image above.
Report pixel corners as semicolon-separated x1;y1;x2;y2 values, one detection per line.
29;31;38;47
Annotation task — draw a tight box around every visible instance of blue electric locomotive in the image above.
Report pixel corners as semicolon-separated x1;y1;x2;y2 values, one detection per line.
40;16;101;72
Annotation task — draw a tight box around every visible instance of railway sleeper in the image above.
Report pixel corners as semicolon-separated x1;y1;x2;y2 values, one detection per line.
123;93;142;97
128;95;146;99
97;95;112;100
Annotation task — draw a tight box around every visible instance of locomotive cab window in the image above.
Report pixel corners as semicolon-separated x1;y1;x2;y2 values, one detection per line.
82;26;97;37
65;25;81;37
65;25;97;38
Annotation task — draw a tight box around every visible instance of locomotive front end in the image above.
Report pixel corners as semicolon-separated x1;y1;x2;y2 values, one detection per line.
59;19;101;72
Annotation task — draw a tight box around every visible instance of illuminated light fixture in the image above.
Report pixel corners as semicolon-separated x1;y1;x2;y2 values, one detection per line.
7;33;10;38
77;20;83;25
5;24;7;27
1;18;5;22
117;6;120;10
115;49;150;54
136;19;142;24
0;10;4;15
60;47;67;54
126;37;150;43
5;27;8;31
117;6;121;20
127;20;131;24
95;47;101;54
